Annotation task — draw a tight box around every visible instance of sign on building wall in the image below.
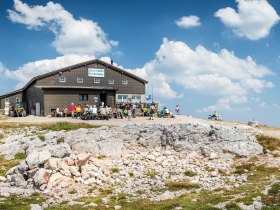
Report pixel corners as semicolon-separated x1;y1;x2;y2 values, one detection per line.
88;68;105;77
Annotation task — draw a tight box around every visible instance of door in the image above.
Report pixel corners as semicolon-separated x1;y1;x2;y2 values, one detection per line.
100;93;107;106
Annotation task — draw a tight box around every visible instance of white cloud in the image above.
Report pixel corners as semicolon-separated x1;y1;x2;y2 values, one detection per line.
129;38;273;110
176;16;201;28
4;54;94;89
215;0;280;40
272;103;280;109
260;102;266;108
8;0;117;55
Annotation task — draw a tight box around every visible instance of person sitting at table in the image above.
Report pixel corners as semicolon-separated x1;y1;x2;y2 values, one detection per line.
76;104;82;118
63;106;68;117
100;106;106;115
56;107;63;117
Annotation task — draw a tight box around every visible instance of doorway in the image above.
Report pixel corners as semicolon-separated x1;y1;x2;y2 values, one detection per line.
100;93;107;106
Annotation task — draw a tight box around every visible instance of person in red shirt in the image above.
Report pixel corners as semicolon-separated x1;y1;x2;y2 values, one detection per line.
69;103;76;118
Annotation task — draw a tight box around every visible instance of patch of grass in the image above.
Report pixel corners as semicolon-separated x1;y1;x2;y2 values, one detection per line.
218;169;227;176
87;186;97;193
68;189;77;194
97;154;107;159
0;122;100;131
110;167;119;173
165;181;200;191
225;203;242;210
0;116;9;121
14;153;26;160
0;193;46;210
0;156;21;176
184;170;197;177
128;172;134;177
99;188;113;195
39;122;100;131
256;135;280;156
261;183;280;207
233;163;254;174
38;135;45;141
136;190;145;195
205;166;215;172
0;134;4;140
56;137;64;144
145;168;158;179
225;165;280;205
268;183;280;195
46;204;84;210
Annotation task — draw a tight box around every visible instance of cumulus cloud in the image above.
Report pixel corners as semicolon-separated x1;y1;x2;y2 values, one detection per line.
8;0;117;55
176;16;201;28
4;54;94;89
215;0;280;40
130;38;273;110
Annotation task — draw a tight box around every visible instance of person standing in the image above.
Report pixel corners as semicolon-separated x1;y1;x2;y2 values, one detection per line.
132;103;137;118
175;105;180;114
70;103;76;118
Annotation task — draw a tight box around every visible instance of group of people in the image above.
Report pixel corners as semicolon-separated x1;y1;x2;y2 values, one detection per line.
56;103;112;118
55;102;180;120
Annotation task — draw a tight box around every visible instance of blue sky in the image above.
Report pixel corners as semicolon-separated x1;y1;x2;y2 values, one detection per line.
0;0;280;126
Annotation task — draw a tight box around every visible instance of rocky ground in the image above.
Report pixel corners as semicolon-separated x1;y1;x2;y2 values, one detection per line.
0;117;279;210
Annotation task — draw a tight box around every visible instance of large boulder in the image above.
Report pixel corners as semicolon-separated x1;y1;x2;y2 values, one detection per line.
33;168;52;187
26;151;51;170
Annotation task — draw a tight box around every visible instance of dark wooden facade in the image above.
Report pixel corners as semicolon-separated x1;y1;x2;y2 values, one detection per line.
0;59;147;115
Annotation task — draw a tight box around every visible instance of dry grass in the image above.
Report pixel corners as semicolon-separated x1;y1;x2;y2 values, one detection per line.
0;115;10;121
0;156;21;176
165;180;200;191
256;135;280;156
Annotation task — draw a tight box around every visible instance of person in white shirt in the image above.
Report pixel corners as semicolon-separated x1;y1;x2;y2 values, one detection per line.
92;105;97;114
56;107;63;117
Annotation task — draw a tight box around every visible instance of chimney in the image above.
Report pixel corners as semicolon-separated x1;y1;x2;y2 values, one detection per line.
110;59;113;66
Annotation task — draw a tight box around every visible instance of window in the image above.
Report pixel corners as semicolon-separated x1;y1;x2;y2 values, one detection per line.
132;95;141;102
77;77;83;83
108;79;114;85
5;98;9;103
79;94;88;101
59;76;66;83
94;78;100;84
117;95;128;102
122;79;128;85
16;98;20;103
